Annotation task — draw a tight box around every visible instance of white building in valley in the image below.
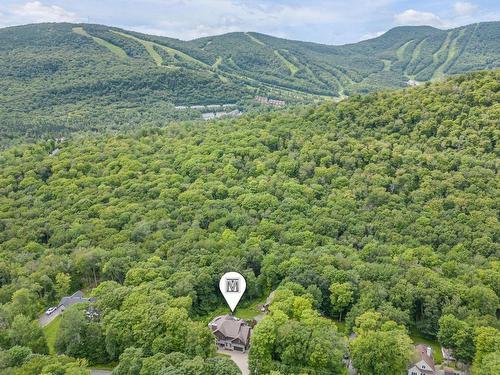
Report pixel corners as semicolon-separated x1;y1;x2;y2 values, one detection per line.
408;345;436;375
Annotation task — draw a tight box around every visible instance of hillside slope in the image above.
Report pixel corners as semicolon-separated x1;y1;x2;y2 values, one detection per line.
0;70;498;373
0;22;499;144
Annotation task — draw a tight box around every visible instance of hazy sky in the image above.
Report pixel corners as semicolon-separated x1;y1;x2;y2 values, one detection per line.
0;1;499;44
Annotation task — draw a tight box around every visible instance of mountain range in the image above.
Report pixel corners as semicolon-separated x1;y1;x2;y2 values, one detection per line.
0;21;499;144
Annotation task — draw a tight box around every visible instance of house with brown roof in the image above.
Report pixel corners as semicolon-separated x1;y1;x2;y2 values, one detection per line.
408;345;436;375
208;315;251;352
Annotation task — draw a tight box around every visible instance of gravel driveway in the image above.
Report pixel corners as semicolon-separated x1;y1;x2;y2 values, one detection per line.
217;348;249;375
38;306;64;327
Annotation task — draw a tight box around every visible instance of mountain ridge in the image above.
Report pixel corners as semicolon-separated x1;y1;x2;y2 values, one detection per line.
0;21;498;145
0;21;480;45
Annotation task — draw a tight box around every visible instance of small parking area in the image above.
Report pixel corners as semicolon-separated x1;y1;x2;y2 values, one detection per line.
38;306;63;327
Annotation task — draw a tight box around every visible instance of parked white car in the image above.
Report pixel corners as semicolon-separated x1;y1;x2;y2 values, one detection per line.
45;306;57;315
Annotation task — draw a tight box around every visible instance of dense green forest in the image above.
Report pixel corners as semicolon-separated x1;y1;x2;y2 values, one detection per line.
1;22;499;146
0;71;498;374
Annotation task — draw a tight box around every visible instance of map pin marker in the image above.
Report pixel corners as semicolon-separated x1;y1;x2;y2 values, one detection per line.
219;272;246;312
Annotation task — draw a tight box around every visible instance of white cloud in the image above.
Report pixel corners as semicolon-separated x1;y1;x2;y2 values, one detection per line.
94;0;397;44
9;1;79;23
394;9;450;28
128;0;340;40
393;2;485;31
360;30;384;40
454;1;477;16
0;1;495;45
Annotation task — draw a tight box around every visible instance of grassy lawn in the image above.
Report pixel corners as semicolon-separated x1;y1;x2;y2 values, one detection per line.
234;297;267;320
90;362;118;370
42;312;117;370
410;329;443;364
198;297;267;324
333;321;347;336
42;315;61;355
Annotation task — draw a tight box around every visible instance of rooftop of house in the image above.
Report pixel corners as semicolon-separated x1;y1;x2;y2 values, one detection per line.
415;344;435;371
208;315;251;345
58;290;96;307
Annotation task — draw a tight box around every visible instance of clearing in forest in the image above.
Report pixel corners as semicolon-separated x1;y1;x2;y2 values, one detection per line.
381;59;392;71
244;33;299;77
396;40;414;61
72;27;128;59
42;315;61;355
432;29;465;80
245;32;265;46
274;50;300;76
212;56;223;69
405;37;428;76
430;32;452;76
113;31;210;68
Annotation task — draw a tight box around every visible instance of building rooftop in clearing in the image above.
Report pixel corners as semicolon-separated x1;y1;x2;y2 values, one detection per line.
415;344;435;370
208;315;251;348
409;344;436;375
58;290;96;308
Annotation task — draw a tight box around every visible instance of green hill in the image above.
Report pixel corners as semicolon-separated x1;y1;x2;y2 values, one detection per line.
0;71;498;373
0;22;499;145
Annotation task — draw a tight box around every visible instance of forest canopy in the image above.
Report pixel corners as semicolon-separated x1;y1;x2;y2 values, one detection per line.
0;70;498;374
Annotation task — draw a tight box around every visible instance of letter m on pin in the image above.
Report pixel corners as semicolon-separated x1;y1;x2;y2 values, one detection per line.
226;278;239;292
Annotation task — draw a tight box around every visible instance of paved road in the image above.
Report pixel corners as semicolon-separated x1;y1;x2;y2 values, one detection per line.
38;305;64;327
90;370;112;375
217;348;249;375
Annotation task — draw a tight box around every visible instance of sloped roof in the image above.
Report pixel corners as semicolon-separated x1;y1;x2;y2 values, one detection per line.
58;290;96;307
415;344;435;371
209;315;251;345
72;290;84;298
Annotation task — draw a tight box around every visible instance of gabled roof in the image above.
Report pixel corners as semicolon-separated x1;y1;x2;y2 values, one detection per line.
208;315;251;345
415;344;435;371
58;290;96;307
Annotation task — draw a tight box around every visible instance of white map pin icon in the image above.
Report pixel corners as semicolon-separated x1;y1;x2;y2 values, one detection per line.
219;272;246;312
